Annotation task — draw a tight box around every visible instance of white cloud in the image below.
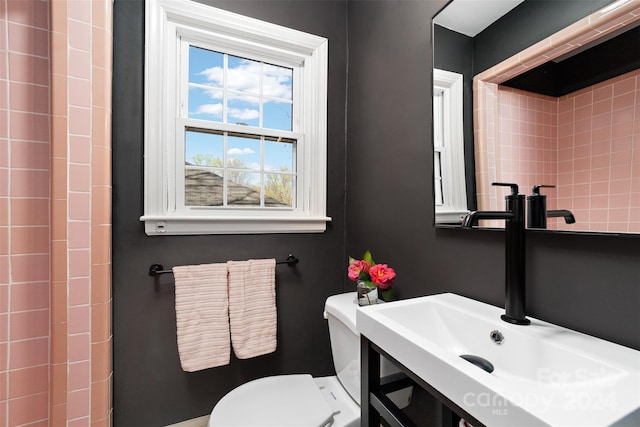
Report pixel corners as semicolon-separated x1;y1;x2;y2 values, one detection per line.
262;64;292;100
204;87;223;99
195;103;223;117
227;148;255;156
199;66;223;86
228;107;259;121
228;62;261;94
227;92;259;104
191;103;258;122
198;59;292;102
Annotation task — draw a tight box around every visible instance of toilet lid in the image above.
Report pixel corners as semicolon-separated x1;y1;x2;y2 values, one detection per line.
209;374;335;427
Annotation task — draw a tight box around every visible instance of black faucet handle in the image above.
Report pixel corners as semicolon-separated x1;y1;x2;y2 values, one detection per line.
492;182;519;195
532;184;555;194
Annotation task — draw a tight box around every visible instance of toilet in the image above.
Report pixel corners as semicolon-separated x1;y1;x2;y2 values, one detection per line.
208;292;412;427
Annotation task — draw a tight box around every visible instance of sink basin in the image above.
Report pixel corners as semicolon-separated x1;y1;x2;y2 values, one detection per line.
356;293;640;426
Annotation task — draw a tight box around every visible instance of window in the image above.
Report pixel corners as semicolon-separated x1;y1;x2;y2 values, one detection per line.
142;0;330;235
433;69;468;223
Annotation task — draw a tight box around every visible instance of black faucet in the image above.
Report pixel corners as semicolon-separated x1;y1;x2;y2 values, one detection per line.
462;182;530;325
527;185;576;228
547;210;576;224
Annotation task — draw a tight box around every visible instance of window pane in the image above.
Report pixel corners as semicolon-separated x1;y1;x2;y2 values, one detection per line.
188;47;295;131
183;48;299;210
265;172;293;207
227;172;261;206
264;138;294;171
189;86;223;121
433;91;444;148
227;94;259;127
185;167;224;207
227;134;260;170
185;129;224;166
434;152;444;206
263;63;292;100
263;100;292;131
185;130;224;206
189;46;223;87
228;55;260;95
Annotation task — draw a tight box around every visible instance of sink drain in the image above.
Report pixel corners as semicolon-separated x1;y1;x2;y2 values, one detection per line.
490;330;504;345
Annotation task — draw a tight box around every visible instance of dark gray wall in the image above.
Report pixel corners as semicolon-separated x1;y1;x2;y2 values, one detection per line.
112;1;347;425
346;0;639;357
473;0;614;74
503;25;640;97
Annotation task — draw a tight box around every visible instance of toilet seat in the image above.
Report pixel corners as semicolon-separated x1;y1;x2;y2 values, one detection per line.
208;374;335;427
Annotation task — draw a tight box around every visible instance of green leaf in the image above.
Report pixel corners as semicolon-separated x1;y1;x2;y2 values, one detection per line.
362;250;375;266
380;287;396;302
348;256;357;265
359;272;372;282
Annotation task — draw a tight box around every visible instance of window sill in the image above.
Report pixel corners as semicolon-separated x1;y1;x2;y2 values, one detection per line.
141;215;332;235
435;209;469;224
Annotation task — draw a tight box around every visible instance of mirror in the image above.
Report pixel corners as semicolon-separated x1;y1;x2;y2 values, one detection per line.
433;0;640;234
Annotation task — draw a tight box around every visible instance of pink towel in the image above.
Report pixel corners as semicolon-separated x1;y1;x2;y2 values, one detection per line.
173;263;230;371
227;259;277;359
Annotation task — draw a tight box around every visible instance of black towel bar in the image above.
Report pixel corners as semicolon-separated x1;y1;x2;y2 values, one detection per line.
148;254;299;277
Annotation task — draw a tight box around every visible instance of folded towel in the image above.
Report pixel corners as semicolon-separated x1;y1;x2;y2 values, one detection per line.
173;263;230;371
227;259;277;359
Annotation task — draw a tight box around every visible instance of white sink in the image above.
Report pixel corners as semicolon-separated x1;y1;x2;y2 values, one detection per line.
356;293;640;426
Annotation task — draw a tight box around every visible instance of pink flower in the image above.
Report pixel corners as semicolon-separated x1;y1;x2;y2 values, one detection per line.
369;264;395;289
348;260;371;281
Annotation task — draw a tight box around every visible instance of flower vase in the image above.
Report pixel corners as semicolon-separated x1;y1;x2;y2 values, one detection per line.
357;280;378;306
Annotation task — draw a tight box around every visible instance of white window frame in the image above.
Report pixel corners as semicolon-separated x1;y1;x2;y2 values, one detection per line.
142;0;330;235
433;69;468;223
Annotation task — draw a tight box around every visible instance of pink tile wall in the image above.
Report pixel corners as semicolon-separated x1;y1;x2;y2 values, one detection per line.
493;69;639;232
2;0;113;425
1;1;52;426
49;0;113;426
556;69;640;233
496;87;558;209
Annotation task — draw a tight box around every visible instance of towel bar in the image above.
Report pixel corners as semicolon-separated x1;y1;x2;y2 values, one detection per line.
148;254;299;277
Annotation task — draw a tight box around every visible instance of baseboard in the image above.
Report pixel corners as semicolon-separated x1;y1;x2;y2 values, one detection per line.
165;415;209;427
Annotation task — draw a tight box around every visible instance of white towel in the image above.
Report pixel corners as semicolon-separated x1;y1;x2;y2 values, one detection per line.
227;259;277;359
173;263;230;371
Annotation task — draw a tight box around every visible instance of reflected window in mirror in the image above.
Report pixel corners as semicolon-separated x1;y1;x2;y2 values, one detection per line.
433;69;468;223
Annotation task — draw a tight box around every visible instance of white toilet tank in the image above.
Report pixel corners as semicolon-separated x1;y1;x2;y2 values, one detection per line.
324;293;412;408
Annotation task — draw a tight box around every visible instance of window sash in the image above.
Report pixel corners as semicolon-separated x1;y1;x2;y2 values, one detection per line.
175;127;299;211
178;39;299;130
174;38;304;213
433;90;445;206
433;69;468;223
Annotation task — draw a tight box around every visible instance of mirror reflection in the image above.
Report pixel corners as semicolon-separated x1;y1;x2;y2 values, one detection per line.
433;0;640;234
